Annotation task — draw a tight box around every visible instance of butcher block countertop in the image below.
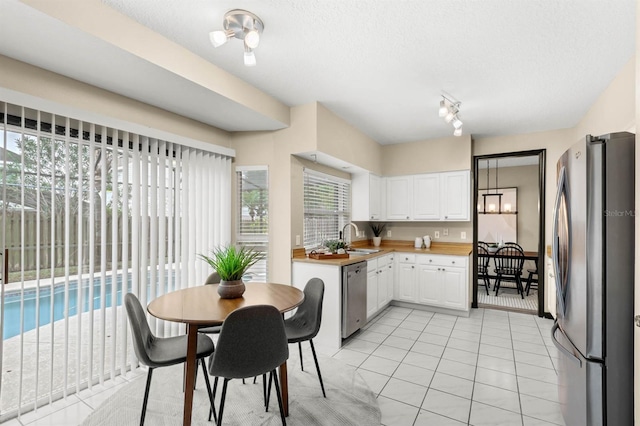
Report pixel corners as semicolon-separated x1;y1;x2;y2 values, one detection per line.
292;241;473;267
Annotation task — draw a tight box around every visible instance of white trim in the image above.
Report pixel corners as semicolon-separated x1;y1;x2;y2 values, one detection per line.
302;167;351;185
236;165;268;172
0;87;236;158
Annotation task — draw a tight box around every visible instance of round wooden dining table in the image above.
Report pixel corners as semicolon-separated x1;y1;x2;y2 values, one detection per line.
147;283;305;426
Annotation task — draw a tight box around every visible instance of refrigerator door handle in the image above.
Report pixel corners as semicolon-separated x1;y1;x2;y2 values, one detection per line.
551;321;581;367
552;166;569;316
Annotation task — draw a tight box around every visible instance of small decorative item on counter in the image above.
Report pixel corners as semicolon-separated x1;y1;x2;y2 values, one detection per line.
414;237;423;248
323;239;347;254
423;235;432;248
370;223;386;247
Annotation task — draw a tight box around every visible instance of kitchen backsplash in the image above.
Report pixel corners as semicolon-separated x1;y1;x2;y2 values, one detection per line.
352;221;473;244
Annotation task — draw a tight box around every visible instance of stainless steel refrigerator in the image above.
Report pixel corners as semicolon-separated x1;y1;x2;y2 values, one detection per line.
551;132;634;426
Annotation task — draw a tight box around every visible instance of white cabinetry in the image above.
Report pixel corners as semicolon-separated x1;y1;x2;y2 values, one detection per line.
416;255;468;311
440;171;470;221
384;171;469;221
386;176;412;220
367;254;394;320
395;254;417;302
352;173;383;221
413;174;440;220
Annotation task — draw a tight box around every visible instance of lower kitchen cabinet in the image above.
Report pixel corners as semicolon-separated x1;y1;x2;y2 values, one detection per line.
367;254;394;320
396;253;468;313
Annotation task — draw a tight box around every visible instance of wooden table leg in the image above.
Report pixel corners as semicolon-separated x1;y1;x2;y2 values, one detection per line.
183;324;198;426
279;361;288;417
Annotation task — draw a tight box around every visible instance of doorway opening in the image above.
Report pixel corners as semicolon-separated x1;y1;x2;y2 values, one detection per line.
472;149;546;316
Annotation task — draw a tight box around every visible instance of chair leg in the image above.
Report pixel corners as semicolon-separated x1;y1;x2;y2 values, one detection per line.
209;376;219;422
298;341;304;371
482;276;489;295
217;378;230;426
271;370;287;426
140;368;154;426
525;271;535;296
494;276;501;296
266;371;273;411
516;276;524;299
262;373;267;407
201;359;217;424
309;339;326;397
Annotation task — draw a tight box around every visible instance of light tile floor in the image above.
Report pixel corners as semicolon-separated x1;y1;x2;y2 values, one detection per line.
3;306;564;426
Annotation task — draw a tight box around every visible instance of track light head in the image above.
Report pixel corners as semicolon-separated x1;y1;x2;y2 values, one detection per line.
211;9;264;66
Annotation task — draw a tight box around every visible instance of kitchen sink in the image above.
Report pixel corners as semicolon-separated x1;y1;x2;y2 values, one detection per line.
346;248;382;256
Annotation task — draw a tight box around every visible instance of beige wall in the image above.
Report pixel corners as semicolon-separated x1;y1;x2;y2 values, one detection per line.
479;165;540;251
0;55;233;150
382;135;473;176
316;104;383;174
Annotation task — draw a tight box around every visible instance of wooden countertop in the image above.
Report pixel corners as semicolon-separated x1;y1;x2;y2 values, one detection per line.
292;241;473;266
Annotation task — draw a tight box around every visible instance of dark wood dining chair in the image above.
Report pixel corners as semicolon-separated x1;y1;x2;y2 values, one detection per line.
477;245;491;295
493;246;525;299
503;241;524;251
525;268;538;296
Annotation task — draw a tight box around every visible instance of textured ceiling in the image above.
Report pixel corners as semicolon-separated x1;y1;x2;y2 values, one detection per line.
1;0;635;145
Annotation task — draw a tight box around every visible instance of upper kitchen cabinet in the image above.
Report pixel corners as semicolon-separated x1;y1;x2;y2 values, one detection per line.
352;173;383;220
384;170;470;221
385;176;413;220
440;170;470;221
413;173;440;220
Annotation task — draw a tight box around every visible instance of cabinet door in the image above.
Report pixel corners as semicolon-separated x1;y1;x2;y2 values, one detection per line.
369;174;381;220
440;266;467;310
396;262;416;302
386;261;394;301
377;266;389;309
417;265;440;305
367;269;378;319
386;176;412;220
413;174;440;220
441;171;470;221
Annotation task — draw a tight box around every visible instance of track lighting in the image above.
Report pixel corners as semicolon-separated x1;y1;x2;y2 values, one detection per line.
439;95;464;137
210;9;264;66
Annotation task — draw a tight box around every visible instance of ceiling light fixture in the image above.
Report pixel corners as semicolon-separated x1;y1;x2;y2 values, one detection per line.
439;95;464;137
209;9;264;66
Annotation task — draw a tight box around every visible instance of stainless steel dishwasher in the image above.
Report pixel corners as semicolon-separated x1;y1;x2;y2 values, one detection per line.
342;261;367;338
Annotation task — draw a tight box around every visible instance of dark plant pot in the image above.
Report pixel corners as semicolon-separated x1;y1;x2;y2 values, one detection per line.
217;279;246;299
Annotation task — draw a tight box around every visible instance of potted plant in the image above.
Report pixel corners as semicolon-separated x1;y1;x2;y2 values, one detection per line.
199;245;263;298
370;223;386;247
323;239;347;254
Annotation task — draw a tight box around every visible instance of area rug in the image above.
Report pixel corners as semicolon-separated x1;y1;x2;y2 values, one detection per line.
82;350;381;425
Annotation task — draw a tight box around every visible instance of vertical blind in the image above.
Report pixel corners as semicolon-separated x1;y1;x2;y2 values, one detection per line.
0;101;232;421
235;166;268;282
303;168;351;249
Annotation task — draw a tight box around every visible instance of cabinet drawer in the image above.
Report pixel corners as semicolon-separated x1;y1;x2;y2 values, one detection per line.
367;259;378;272
396;254;416;263
418;255;467;268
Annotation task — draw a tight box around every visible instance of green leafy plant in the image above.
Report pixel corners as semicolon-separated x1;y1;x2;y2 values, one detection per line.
323;239;347;253
370;223;386;237
199;245;263;281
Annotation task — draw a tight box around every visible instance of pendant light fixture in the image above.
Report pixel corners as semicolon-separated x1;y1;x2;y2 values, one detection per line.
480;159;504;214
209;9;264;67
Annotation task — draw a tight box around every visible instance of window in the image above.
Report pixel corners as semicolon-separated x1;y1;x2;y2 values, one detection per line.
303;169;351;249
0;102;232;418
236;166;268;282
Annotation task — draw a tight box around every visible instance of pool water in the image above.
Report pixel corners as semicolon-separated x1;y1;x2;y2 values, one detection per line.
3;276;129;340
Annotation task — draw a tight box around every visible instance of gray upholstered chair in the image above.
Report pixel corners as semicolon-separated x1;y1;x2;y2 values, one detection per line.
199;272;222;334
284;278;326;397
208;304;289;425
124;293;216;425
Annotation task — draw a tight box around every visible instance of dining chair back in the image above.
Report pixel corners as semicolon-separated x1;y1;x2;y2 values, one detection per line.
200;272;222;334
284;278;326;397
477;245;491;295
208;304;289;425
125;293;216;425
503;241;524;251
478;241;490;250
493;246;525;298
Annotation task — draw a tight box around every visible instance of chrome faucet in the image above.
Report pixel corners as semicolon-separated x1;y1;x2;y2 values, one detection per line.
341;222;360;247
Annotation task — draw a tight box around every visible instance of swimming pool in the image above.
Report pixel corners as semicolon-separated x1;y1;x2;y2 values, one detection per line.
2;276;129;340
